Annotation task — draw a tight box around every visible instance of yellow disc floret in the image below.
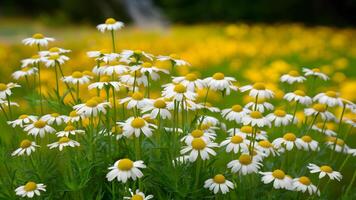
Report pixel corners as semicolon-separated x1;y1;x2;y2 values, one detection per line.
231;104;242;112
272;169;285;179
253;82;265;90
239;154;252;165
283;133;296;141
274;109;286;117
174;84;187;93
131;118;145;128
299;176;311;185
32;33;44;39
34;120;46;128
212;72;225;80
131;92;144;100
24;181;37;191
191;138;206;150
58;137;70;143
230;135;243;144
154;99;166;108
20;140;32;148
320;165;333;173
213;174;226;184
250;111;263;119
191;129;204;138
117;158;134;171
313;104;327;112
105;18;116;24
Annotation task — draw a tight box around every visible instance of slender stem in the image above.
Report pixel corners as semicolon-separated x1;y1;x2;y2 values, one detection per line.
0;104;9;120
132;71;137;93
291;101;298;127
331;104;346;155
76;82;80;103
5;95;13;119
146;73;150;98
111;30;116;53
54;62;61;103
254;94;259;111
344;168;356;196
305;113;319;135
37;62;43;114
57;62;76;102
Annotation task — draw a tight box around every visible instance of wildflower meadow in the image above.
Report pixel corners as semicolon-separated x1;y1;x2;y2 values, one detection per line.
0;18;355;200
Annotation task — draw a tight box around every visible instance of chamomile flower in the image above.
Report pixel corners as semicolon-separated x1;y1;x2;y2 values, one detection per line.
312;122;337;136
180;138;218;162
124;189;153;200
15;181;46;198
256;140;280;157
0;82;21;98
325;137;349;153
22;33;54;47
345;118;356;127
303;67;329;81
284;90;312;106
307;163;342;181
117;117;157;138
56;125;85;137
197;102;220;113
64;111;83;123
120;50;154;61
120;92;151;109
204;72;236;95
204;174;234;194
11;139;39;156
0;99;19;108
39;47;71;57
88;76;124;91
272;133;297;151
266;109;296;127
106;158;146;183
73;98;110;117
259;169;292;189
12;67;38;80
131;62;169;80
304;103;335;121
7;114;37;128
295;135;319;151
157;54;190;66
240;82;274;99
162;83;196;101
293;176;320;196
220;135;249;153
172;73;205;91
227;154;262;175
21;55;43;68
313;91;343;107
47;137;80;151
24;120;56;138
42;53;69;68
244;98;274;113
280;70;306;84
221;104;250;123
98;64;128;76
120;71;148;88
141;98;171;119
62;71;92;85
228;126;268;140
40;113;66;125
242;111;271;128
181;129;215;144
88;49;120;63
97;18;124;32
108;125;124;140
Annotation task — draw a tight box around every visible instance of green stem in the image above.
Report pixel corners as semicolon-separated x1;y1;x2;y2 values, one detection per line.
5;95;13;119
344;168;356;197
111;30;116;53
57;62;76;102
37;62;43;114
76;82;80;103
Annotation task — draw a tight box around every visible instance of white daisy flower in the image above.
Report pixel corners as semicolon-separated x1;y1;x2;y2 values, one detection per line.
120;91;151;109
204;174;234;194
15;182;46;198
62;71;92;85
47;137;80;151
196;102;220;113
12;67;38;80
40;113;66;125
11;140;39;156
0;82;21;98
89;51;120;64
266;109;296;127
312;122;337;136
157;54;190;66
97;18;124;32
181;129;215;145
106;158;146;183
120;50;154;61
240;82;274;99
293;176;320;196
22;33;54;47
272;133;297;151
284;90;312;106
180;138;218;162
198;116;221;128
108;125;124;140
21;55;43;68
295;135;319;151
313;91;343;107
220;135;249;154
348;148;356;156
280;70;306;84
7;114;37;128
162;83;196;101
259;169;292;189
204;72;236;95
307;163;342;181
221;104;250;123
39;46;71;56
97;64;128;76
325;137;349;153
124;189;153;200
64;111;83;123
304;104;335;121
172;73;204;91
117;117;157;138
73;99;110;117
88;76;125;91
256;140;280;157
141;98;171;119
345;118;356;127
24;120;56;138
0;99;19;108
131;62;169;80
228;126;268;141
242;111;271;128
42;53;69;68
120;71;148;88
56;125;85;137
244;98;274;113
227;154;262;175
303;67;329;81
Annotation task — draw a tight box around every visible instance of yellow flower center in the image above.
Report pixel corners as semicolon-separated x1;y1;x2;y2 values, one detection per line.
49;54;60;60
58;137;70;143
313;104;327;112
131;118;146;128
142;62;152;68
134;50;142;55
51;113;60;117
272;169;285;179
325;91;337;98
212;72;225;80
312;68;320;73
274;109;286;117
191;138;206;150
185;73;198;81
301;135;312;143
174;84;187;93
250;111;262;119
105;18;116;24
20;140;32;148
288;70;300;77
258;140;272;148
283;133;296;141
0;83;7;91
32;33;44;39
231;104;242;112
132;92;144;100
294;90;306;96
131;194;143;200
69;111;78;117
191;129;204;138
19;114;29;119
86;99;98;107
253;82;265;90
49;47;60;52
239;154;252;165
154;99;166;108
117;158;134;171
230;135;243;144
34;120;46;128
299;176;311;185
320;165;333;173
24;182;37;191
169;53;179;59
213;174;226;184
240;126;252;133
72;71;83;78
199;123;210;130
64;125;75;131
